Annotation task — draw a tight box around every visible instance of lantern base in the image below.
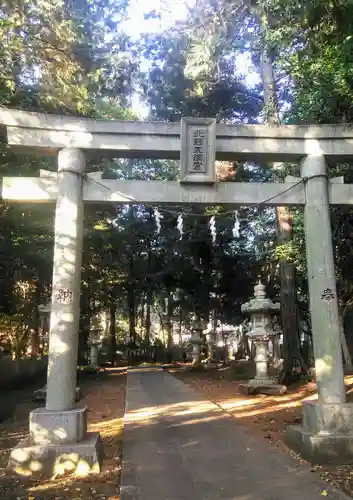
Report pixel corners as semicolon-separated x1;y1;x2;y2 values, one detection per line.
239;383;287;396
249;376;276;386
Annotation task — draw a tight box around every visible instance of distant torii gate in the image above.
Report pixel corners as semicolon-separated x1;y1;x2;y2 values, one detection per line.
2;110;353;473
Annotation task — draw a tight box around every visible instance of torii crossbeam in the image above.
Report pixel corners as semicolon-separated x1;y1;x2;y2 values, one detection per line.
1;110;353;474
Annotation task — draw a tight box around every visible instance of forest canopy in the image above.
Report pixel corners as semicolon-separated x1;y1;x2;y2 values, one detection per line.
1;0;353;375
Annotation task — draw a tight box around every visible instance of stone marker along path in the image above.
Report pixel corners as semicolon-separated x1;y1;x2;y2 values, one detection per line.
120;367;350;500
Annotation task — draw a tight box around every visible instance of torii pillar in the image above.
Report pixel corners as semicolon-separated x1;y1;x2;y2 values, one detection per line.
286;154;353;464
8;148;101;476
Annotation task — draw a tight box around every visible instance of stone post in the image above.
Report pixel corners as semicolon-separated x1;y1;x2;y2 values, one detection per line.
191;317;203;364
301;154;345;404
8;148;101;476
46;148;85;411
90;343;99;369
286;154;353;464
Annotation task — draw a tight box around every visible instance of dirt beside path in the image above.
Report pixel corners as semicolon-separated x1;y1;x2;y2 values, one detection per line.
0;367;126;500
171;366;353;498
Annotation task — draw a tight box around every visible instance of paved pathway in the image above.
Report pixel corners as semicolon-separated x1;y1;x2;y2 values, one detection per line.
120;367;349;500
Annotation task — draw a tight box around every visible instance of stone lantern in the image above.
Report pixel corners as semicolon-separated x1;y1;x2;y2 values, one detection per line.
206;326;216;363
88;316;102;369
241;282;280;388
191;316;204;364
223;325;235;362
88;331;100;369
38;301;51;353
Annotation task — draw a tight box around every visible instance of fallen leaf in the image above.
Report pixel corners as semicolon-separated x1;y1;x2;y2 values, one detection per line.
321;489;328;496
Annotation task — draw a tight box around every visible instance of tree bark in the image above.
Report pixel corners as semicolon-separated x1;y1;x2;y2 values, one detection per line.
145;216;153;344
145;288;152;344
258;7;304;382
31;280;41;357
78;291;90;365
109;302;117;365
166;293;173;350
339;309;353;372
127;258;136;344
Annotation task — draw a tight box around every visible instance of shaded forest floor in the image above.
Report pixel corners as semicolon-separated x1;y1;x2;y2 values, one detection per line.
0;368;126;500
171;365;353;498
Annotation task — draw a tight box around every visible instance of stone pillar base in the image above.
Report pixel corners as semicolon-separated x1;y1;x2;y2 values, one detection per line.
8;432;102;477
33;385;81;402
29;407;87;444
285;400;353;464
8;407;102;476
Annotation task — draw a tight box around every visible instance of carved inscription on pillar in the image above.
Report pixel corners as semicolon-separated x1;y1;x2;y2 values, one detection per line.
55;288;73;304
180;117;216;183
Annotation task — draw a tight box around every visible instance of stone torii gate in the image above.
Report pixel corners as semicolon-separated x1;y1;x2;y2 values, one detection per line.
1;110;353;474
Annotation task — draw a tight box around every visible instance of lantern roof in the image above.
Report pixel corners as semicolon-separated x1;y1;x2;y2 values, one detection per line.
241;281;280;314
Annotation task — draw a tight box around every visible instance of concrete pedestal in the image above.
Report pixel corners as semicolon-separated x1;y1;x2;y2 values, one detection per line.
285;400;353;464
8;407;102;476
90;344;99;369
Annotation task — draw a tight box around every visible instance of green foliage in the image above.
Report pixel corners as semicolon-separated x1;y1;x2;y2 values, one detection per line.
141;31;262;122
3;0;353;360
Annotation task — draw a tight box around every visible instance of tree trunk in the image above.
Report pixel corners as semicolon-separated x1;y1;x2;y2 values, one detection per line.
340;309;353;372
127;290;136;345
272;337;281;365
145;217;153;345
278;260;305;374
145;288;152;344
166;293;173;350
139;297;145;333
258;7;304;382
31;281;41;357
78;292;90;365
109;302;117;365
128;291;135;343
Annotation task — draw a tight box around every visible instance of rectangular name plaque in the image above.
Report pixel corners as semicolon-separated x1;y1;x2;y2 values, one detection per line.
180;117;216;183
